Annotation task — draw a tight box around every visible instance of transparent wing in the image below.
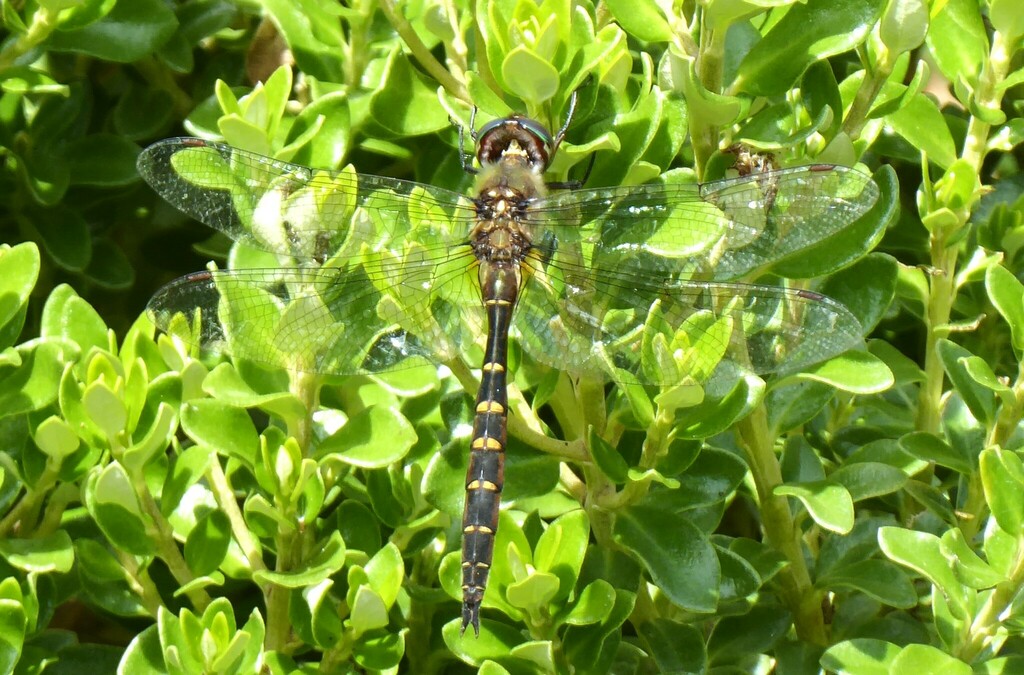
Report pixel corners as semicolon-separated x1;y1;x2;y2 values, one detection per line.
148;245;485;375
137;138;478;260
140;137;875;380
516;259;862;385
533;164;879;279
513;165;877;383
140;138;485;374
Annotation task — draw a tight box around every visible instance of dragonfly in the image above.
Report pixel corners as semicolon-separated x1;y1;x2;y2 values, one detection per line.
137;100;878;636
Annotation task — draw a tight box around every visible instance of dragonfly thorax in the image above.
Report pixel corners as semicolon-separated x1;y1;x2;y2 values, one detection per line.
469;214;533;265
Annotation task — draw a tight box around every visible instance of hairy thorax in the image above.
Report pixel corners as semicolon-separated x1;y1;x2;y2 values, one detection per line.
470;159;546;265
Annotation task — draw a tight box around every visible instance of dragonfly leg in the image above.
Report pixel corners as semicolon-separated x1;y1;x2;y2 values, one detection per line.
451;111;479;175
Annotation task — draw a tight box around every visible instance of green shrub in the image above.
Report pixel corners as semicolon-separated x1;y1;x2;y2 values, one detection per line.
0;0;1021;673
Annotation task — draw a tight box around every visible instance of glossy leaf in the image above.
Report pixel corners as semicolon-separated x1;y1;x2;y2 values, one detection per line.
980;447;1024;535
734;0;885;96
821;638;900;674
45;0;177;62
612;505;719;612
775;480;854;533
315;405;417;468
878;526;968;619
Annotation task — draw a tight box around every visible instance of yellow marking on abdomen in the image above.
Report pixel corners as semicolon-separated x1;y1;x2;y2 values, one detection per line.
484;298;512;306
464;524;494;535
476;401;505;414
481;362;505;373
467;479;499;491
471;437;503;451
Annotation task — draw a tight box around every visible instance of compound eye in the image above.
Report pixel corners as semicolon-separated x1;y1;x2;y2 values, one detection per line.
516;118;555;153
475;117;505;140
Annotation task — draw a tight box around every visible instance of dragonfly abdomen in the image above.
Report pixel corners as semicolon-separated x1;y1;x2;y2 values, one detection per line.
461;262;519;636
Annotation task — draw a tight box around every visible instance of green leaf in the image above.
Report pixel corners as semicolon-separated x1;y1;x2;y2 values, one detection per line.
181;399;259;465
184;509;231;576
502;45;560;105
878;526;969;619
86;465;155;556
990;0;1024;43
771;165;898;279
0;244;40;349
898;431;972;474
84;239;134;290
506;571;560;612
817;559;916;608
66;134;141;186
986;264;1024;354
254;531;346;588
83;381;128;442
925;0;986;85
775;480;854;533
33;415;80;460
980;447;1024;535
734;0;886;96
202;364;305;420
890;644;971;674
887;92;958;169
636;619;706;674
0;594;26;674
707;604;791;665
821;638;900;674
563;580;616;626
819;253;898;333
940;528;1006;589
352;629;404;670
46;0;177;62
798;350;893;394
0;530;74;573
830;462;907;501
612;505;719;612
603;0;673;42
315;405;416;468
33;207;91;272
364;543;404;608
370;52;449;136
879;0;929;55
534;510;589;605
259;0;344;81
936;339;994;425
588;426;629;483
0;341;66;418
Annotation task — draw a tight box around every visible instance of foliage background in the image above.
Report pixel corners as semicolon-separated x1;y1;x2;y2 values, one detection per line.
0;0;1022;673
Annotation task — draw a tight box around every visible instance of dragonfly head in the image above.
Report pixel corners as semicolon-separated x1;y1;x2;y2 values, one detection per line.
475;115;556;172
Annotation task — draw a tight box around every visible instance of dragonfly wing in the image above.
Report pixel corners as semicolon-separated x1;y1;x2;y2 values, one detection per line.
148;244;484;375
137;138;478;260
516;259;863;385
535;164;879;280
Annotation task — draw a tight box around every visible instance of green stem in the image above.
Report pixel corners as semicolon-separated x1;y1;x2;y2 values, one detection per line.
0;6;57;71
737;407;826;645
116;549;167;617
132;473;212;611
958;527;1024;661
265;526;299;652
207;459;267;574
0;465;58;537
917;30;1012;436
842;49;894;140
377;0;469;101
689;22;727;178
